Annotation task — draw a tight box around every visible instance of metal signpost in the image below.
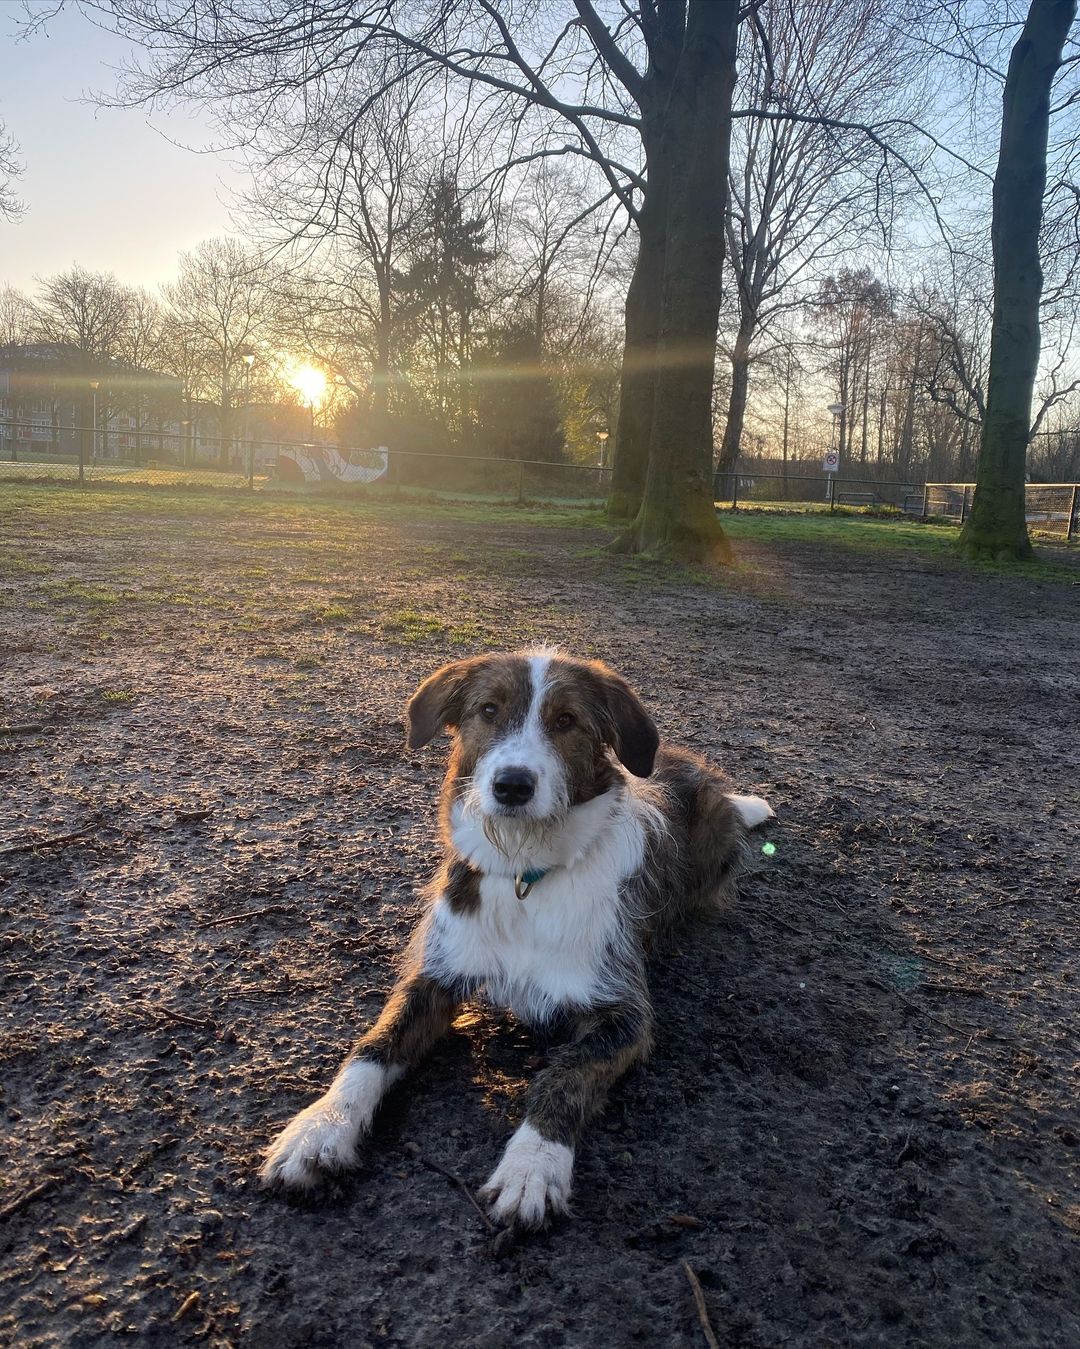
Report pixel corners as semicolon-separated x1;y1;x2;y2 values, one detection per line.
825;401;844;505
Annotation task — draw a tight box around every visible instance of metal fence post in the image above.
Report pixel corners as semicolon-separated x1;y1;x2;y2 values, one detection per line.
731;461;739;511
921;483;929;519
1068;484;1078;541
830;476;838;512
517;460;525;504
78;434;85;485
960;485;969;524
248;438;255;491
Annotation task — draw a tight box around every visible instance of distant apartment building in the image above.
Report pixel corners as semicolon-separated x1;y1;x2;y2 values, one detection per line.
1;344;333;470
0;344;81;455
0;343;184;461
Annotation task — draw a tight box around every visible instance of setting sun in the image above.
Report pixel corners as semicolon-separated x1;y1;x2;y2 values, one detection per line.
289;362;327;407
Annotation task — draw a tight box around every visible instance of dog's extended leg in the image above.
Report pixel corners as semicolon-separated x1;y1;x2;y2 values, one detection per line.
260;971;460;1191
481;1001;653;1227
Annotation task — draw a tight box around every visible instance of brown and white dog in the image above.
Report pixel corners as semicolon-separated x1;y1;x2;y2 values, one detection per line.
260;649;772;1226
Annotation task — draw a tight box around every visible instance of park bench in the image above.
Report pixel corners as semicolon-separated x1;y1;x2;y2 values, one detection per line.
837;491;877;507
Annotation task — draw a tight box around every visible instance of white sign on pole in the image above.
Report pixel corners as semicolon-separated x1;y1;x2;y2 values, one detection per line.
823;450;840;473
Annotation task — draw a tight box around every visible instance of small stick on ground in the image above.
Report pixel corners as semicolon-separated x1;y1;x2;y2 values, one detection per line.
196;904;294;930
864;976;976;1035
681;1260;720;1349
747;910;808;939
421;1155;496;1233
0;723;45;736
0;1177;59;1222
138;1002;216;1031
0;827;94;859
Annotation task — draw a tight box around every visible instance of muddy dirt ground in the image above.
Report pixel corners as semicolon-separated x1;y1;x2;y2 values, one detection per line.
0;490;1077;1348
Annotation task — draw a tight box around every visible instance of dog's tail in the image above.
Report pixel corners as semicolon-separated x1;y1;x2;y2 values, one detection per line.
729;793;774;830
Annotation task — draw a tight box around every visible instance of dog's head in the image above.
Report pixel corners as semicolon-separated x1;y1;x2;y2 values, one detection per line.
406;650;658;828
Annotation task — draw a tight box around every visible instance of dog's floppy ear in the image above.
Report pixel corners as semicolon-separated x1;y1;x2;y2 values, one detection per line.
406;658;482;749
595;665;659;777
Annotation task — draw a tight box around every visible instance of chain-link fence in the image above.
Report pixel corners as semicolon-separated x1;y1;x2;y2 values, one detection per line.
3;417;1077;541
713;468;924;512
925;482;1079;539
0;419;611;502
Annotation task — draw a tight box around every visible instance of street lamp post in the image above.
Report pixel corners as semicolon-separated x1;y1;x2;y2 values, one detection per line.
596;428;610;495
827;401;845;503
239;347;256;486
89;379;101;476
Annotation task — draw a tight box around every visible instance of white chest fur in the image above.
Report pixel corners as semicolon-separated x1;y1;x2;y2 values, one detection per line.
422;787;657;1023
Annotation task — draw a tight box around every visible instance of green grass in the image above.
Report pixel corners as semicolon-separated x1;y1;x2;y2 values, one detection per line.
0;481;1073;589
313;603;350;623
721;509;1077;582
48;582;122;607
0;481;604;535
378;608;495;647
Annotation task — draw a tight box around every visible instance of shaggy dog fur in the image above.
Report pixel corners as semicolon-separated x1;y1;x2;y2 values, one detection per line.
260;649;772;1226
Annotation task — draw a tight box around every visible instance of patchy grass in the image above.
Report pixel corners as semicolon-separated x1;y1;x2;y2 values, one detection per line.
0;482;603;539
1;476;1076;1349
721;509;1077;583
48;583;123;607
377;608;495;648
313;603;350;624
101;688;137;705
0;483;1073;602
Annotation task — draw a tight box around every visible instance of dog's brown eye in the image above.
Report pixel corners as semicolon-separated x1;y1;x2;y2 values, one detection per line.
480;703;498;721
554;712;576;732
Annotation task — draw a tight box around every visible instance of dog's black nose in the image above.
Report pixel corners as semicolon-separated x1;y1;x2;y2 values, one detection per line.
492;768;537;807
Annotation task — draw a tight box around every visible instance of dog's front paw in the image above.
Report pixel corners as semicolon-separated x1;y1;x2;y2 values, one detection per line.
481;1121;574;1228
260;1058;397;1191
259;1097;361;1191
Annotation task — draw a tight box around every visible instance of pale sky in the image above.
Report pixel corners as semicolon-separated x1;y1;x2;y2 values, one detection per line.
1;3;246;294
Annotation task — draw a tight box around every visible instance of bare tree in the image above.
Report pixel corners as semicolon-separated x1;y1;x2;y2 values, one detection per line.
246;73;436;426
92;0;744;557
500;161;608;356
630;2;740;559
156;312;210;460
718;0;922;477
114;288;166;456
0;121;24;221
959;0;1077;559
33;266;134;457
163;239;273;467
33;265;131;360
0;286;35;348
812;269;893;462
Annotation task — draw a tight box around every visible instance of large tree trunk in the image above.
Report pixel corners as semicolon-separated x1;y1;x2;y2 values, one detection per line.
607;126;669;522
625;0;738;561
959;0;1076;561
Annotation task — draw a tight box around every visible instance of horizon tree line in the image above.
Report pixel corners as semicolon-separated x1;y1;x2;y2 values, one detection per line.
5;0;1080;556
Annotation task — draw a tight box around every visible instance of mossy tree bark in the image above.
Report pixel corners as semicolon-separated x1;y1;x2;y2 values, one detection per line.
606;4;684;525
622;0;739;562
606;141;669;523
959;0;1076;562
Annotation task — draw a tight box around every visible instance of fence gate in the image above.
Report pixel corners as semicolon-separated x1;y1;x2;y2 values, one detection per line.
925;482;1079;540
